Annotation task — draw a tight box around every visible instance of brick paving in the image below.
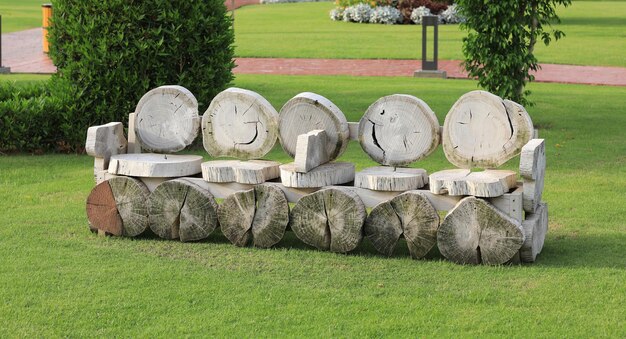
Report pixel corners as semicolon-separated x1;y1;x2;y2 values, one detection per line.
2;27;625;86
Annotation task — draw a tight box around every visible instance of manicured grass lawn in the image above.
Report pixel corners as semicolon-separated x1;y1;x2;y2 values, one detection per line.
1;74;625;336
0;0;42;33
234;1;626;67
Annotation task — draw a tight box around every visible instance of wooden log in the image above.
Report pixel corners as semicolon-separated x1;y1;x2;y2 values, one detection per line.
202;87;279;159
127;113;141;154
108;153;202;177
290;187;366;252
147;178;218;241
217;184;289;248
429;169;517;197
437;196;525;265
280;162;355;188
107;176;150;237
86;180;123;236
358;94;440;166
85;122;127;170
294;130;330;172
364;191;439;258
94;158;107;184
201;160;280;184
278;92;349;161
442;91;534;169
520;202;548;263
134;85;199;153
520;139;546;213
354;166;428;191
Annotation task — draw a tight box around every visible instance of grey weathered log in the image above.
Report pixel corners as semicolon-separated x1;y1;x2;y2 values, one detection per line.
290;187;366;253
218;184;289;248
429;169;518;197
355;166;428;191
107;176;150;237
442;91;533;169
86;180;123;235
520;139;546;213
280;162;355;188
520;202;548;263
202;87;279;159
278;92;349;161
134;85;200;153
108;153;203;177
148;178;218;241
294;129;330;172
438;196;525;265
85;122;127;169
358;94;440;166
202;160;280;184
365;191;439;258
127;113;141;154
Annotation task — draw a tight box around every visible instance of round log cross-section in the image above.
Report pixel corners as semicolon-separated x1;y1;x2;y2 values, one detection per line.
437;196;525;265
202;88;279;159
134;85;199;153
290;187;366;253
278;92;349;161
364;191;439;258
217;184;289;248
86;176;150;237
358;94;440;166
148;178;219;242
442;91;533;169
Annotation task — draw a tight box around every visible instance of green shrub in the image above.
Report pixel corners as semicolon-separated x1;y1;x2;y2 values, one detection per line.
47;0;235;150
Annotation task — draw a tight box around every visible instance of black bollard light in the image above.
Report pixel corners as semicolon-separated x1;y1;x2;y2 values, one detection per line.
414;15;446;78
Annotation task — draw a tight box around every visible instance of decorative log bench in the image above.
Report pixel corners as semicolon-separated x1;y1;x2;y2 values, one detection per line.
85;86;548;265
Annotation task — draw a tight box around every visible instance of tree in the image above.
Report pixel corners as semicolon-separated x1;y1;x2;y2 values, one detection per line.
456;0;571;105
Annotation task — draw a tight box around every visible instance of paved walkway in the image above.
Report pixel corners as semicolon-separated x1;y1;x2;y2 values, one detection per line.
2;28;625;86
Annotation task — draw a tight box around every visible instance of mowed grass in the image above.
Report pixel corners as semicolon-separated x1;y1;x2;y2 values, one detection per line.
0;0;43;33
234;1;626;67
1;74;626;336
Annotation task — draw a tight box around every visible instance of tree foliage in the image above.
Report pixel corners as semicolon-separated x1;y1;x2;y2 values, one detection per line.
456;0;571;105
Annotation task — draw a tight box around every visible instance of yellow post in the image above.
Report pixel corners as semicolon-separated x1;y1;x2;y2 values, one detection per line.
42;3;53;53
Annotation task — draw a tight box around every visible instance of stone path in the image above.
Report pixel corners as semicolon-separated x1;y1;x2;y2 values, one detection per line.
2;28;625;86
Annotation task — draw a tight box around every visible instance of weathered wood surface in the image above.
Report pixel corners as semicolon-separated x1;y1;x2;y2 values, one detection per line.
442;91;534;169
106;176;150;237
438;196;524;265
202;87;279;159
354;166;428;191
520;139;546;213
85;122;127;168
278;92;349;160
429;169;517;197
134;85;199;153
358;94;440;166
280;162;355;188
290;187;366;252
108;153;202;177
148;178;218;241
201;160;280;184
218;184;289;248
364;191;439;258
127;113;141;154
86;180;123;235
294;130;330;172
520;202;548;263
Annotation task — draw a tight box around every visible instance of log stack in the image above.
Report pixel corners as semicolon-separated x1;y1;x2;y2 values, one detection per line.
84;86;549;265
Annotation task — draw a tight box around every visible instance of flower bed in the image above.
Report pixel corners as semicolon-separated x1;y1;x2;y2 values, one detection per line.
330;0;465;25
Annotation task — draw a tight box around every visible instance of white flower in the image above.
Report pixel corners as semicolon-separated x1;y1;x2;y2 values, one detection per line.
369;6;402;24
410;6;431;24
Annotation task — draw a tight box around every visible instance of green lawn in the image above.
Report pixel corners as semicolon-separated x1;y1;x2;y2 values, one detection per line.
0;0;42;33
1;74;625;336
234;1;626;67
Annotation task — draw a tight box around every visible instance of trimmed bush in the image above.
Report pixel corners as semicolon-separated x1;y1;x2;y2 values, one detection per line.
47;0;235;150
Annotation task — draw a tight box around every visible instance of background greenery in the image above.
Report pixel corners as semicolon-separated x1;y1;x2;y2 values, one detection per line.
1;73;625;336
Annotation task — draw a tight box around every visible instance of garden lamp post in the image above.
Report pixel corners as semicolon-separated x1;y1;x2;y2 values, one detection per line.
414;15;446;78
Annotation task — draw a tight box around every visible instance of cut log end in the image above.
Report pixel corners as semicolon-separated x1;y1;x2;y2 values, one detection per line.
290;187;366;253
520;202;548;263
99;176;150;237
